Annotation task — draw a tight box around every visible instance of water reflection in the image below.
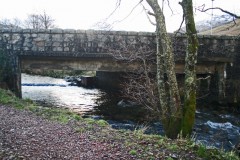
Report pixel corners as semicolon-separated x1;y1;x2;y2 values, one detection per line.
22;73;102;114
92;90;154;122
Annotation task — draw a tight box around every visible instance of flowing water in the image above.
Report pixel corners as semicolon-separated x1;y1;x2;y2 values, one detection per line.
21;73;240;151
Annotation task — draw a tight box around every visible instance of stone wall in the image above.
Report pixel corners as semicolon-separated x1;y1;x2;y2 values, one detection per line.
0;29;238;62
0;29;156;58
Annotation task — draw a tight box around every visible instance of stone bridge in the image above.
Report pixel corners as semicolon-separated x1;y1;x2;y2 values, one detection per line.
0;29;240;104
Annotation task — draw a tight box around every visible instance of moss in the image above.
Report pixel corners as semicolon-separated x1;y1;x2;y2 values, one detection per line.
73;114;82;121
96;120;108;127
197;144;207;157
129;150;137;155
75;127;85;133
182;90;196;137
0;89;25;108
167;144;179;151
84;118;95;124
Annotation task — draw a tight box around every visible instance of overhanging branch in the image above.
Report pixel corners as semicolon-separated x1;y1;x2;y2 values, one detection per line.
198;7;240;19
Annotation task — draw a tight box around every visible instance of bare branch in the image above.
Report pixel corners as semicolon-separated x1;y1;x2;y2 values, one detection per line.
39;11;55;29
174;14;185;36
197;75;211;81
0;18;22;29
104;0;122;22
93;0;143;30
173;2;185;36
162;0;164;11
102;32;160;113
141;3;156;25
25;14;41;29
24;12;56;29
196;93;210;100
115;0;143;24
197;7;240;19
147;11;156;17
166;0;174;15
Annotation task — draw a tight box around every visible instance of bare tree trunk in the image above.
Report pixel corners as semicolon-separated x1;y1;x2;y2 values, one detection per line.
146;0;182;139
180;0;199;137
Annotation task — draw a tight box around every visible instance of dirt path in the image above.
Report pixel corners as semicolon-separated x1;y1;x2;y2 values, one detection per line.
0;105;131;159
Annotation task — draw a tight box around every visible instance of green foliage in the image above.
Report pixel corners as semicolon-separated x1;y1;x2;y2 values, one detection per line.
83;118;109;127
197;144;207;157
167;144;179;151
196;144;240;160
129;150;137;155
0;89;25;108
75;127;85;133
96;119;108;127
85;118;95;124
35;107;79;124
27;105;39;112
157;138;165;145
0;88;83;124
73;114;82;121
182;90;196;137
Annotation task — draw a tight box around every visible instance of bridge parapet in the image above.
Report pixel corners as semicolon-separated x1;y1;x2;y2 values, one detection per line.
0;29;155;57
172;34;239;62
0;29;239;62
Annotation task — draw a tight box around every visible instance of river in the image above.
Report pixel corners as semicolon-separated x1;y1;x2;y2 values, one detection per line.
21;73;240;151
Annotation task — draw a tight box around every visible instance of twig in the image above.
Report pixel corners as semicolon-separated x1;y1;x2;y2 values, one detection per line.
197;7;240;19
141;3;156;25
197;75;211;81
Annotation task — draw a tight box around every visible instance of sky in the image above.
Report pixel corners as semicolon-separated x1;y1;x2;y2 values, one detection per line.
0;0;239;32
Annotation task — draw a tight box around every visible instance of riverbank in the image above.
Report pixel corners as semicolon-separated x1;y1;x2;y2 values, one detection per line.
0;89;239;159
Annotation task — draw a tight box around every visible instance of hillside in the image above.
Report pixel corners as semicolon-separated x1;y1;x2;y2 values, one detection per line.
199;19;240;36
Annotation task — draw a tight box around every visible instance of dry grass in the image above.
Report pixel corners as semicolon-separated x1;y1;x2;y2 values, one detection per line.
199;19;240;36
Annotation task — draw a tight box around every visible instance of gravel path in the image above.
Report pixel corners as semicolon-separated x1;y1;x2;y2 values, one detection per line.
0;105;132;159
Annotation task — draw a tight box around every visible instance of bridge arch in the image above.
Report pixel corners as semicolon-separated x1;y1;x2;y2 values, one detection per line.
0;29;239;104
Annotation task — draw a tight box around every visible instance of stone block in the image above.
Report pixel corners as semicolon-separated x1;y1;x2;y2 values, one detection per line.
63;29;76;34
22;29;31;33
50;29;63;34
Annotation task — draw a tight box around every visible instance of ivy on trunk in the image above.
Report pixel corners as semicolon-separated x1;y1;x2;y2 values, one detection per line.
146;0;198;138
146;0;182;139
181;0;199;137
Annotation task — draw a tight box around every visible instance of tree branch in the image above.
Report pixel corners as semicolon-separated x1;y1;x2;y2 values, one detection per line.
174;13;185;36
198;7;240;19
140;3;156;25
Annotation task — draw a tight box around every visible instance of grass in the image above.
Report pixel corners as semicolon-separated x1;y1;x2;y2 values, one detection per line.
200;19;240;36
0;88;239;160
129;149;137;155
96;119;109;127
